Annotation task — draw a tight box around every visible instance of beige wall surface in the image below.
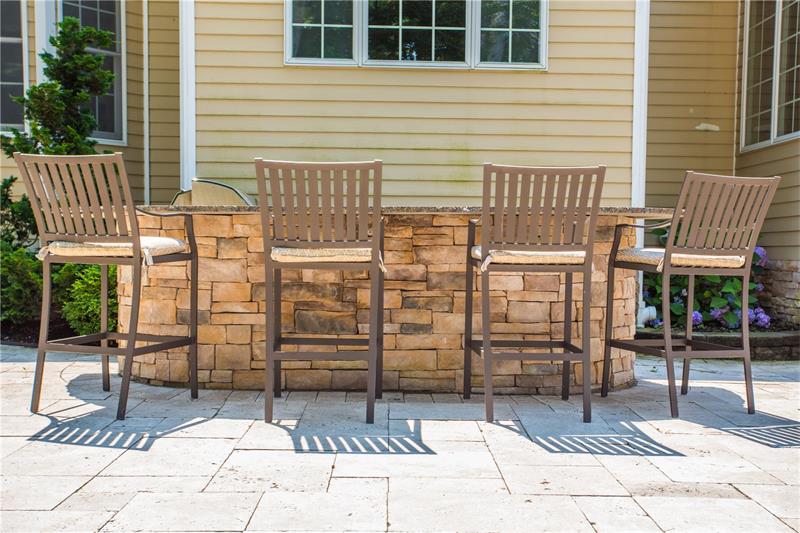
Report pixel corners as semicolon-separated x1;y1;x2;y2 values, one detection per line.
644;0;739;208
194;0;637;206
1;1;181;205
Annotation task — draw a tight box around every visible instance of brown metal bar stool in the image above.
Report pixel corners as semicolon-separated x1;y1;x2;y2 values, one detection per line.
465;164;606;423
602;171;781;417
255;159;385;424
14;153;199;420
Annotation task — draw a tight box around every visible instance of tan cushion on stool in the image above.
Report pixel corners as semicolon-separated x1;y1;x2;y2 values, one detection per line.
616;247;745;271
471;245;586;265
43;236;187;259
271;247;372;263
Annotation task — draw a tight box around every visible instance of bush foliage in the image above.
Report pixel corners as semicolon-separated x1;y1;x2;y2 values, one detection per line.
0;246;42;325
61;265;118;336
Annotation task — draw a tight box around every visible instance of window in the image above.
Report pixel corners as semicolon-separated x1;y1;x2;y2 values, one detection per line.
1;0;26;132
286;0;548;69
742;0;800;149
61;0;125;143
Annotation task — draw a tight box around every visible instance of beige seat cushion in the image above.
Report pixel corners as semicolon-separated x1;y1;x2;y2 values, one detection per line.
41;236;187;264
616;247;745;271
471;245;586;270
271;246;372;263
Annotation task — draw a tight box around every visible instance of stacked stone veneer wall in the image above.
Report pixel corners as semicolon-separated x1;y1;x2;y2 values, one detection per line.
118;212;638;393
757;260;800;327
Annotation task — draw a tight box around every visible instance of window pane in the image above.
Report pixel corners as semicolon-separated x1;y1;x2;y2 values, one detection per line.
96;94;115;133
481;31;509;62
402;0;433;26
482;0;510;29
324;0;353;24
1;0;21;38
402;28;432;60
777;0;799;136
744;0;777;145
293;0;321;24
511;31;539;63
63;2;79;19
368;28;399;59
436;0;465;27
369;0;399;25
293;25;322;57
512;0;539;29
324;27;353;58
1;85;24;129
434;29;465;61
1;42;24;82
81;5;98;28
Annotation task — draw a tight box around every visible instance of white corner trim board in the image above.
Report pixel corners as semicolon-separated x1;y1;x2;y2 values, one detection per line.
179;0;196;191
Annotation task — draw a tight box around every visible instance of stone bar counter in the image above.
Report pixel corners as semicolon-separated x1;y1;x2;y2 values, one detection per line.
118;206;672;394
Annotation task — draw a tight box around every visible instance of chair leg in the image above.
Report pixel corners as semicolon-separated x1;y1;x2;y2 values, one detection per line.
366;263;381;424
265;262;276;422
463;259;474;399
681;275;694;395
601;262;615;397
117;262;142;420
376;267;385;399
481;271;494;422
31;259;52;413
582;267;592;423
741;274;755;414
273;268;282;398
562;273;573;401
189;254;199;399
100;264;110;392
662;273;679;418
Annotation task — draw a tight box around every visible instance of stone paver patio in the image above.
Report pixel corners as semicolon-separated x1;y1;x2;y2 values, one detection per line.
1;344;798;532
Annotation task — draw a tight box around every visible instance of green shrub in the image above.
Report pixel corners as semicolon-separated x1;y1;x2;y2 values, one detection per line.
0;245;42;325
61;265;118;335
0;177;37;249
51;262;91;311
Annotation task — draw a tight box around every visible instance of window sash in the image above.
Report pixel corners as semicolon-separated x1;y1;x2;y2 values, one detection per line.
741;0;800;151
1;0;27;134
285;0;548;70
58;0;126;144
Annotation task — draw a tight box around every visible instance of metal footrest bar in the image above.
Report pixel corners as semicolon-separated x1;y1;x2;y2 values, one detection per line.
468;339;582;356
277;336;370;347
610;339;744;359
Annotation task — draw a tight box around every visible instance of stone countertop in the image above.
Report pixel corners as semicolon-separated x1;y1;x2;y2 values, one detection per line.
138;205;674;219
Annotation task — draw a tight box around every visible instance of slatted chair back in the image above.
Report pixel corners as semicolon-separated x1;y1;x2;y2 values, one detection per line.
255;159;382;247
13;152;139;245
481;164;606;252
667;171;780;263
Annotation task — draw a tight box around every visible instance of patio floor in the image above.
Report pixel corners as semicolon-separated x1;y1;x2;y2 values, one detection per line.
0;344;798;532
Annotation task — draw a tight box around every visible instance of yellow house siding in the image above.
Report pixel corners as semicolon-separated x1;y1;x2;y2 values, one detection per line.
194;0;636;206
736;141;800;261
147;0;180;204
645;0;739;208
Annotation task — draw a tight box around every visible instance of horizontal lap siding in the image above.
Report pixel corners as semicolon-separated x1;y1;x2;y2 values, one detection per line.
194;0;636;206
147;0;180;204
645;0;739;209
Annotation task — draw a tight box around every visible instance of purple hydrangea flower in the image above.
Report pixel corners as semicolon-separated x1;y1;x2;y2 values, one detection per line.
755;283;764;292
754;307;771;328
648;318;663;329
710;307;726;320
692;311;703;326
754;246;768;267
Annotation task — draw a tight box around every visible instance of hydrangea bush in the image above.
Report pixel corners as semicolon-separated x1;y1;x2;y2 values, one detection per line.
642;246;771;331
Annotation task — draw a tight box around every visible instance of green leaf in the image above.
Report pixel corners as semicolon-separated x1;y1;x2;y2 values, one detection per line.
711;296;728;308
670;303;686;316
724;311;739;325
749;295;757;304
704;275;721;284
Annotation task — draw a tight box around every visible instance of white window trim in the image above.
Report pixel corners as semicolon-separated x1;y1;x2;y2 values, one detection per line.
53;0;128;146
740;0;800;153
284;0;548;71
0;0;29;136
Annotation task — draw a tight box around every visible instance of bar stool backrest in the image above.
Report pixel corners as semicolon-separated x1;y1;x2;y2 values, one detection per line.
666;171;781;265
255;159;382;247
13;152;140;247
481;164;606;253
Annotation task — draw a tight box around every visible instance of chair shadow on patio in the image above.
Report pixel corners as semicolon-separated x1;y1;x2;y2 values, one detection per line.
19;362;800;455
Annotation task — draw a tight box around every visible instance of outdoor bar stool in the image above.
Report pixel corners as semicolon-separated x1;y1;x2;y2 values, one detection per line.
465;164;606;423
13;153;199;420
255;159;385;424
602;171;781;418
